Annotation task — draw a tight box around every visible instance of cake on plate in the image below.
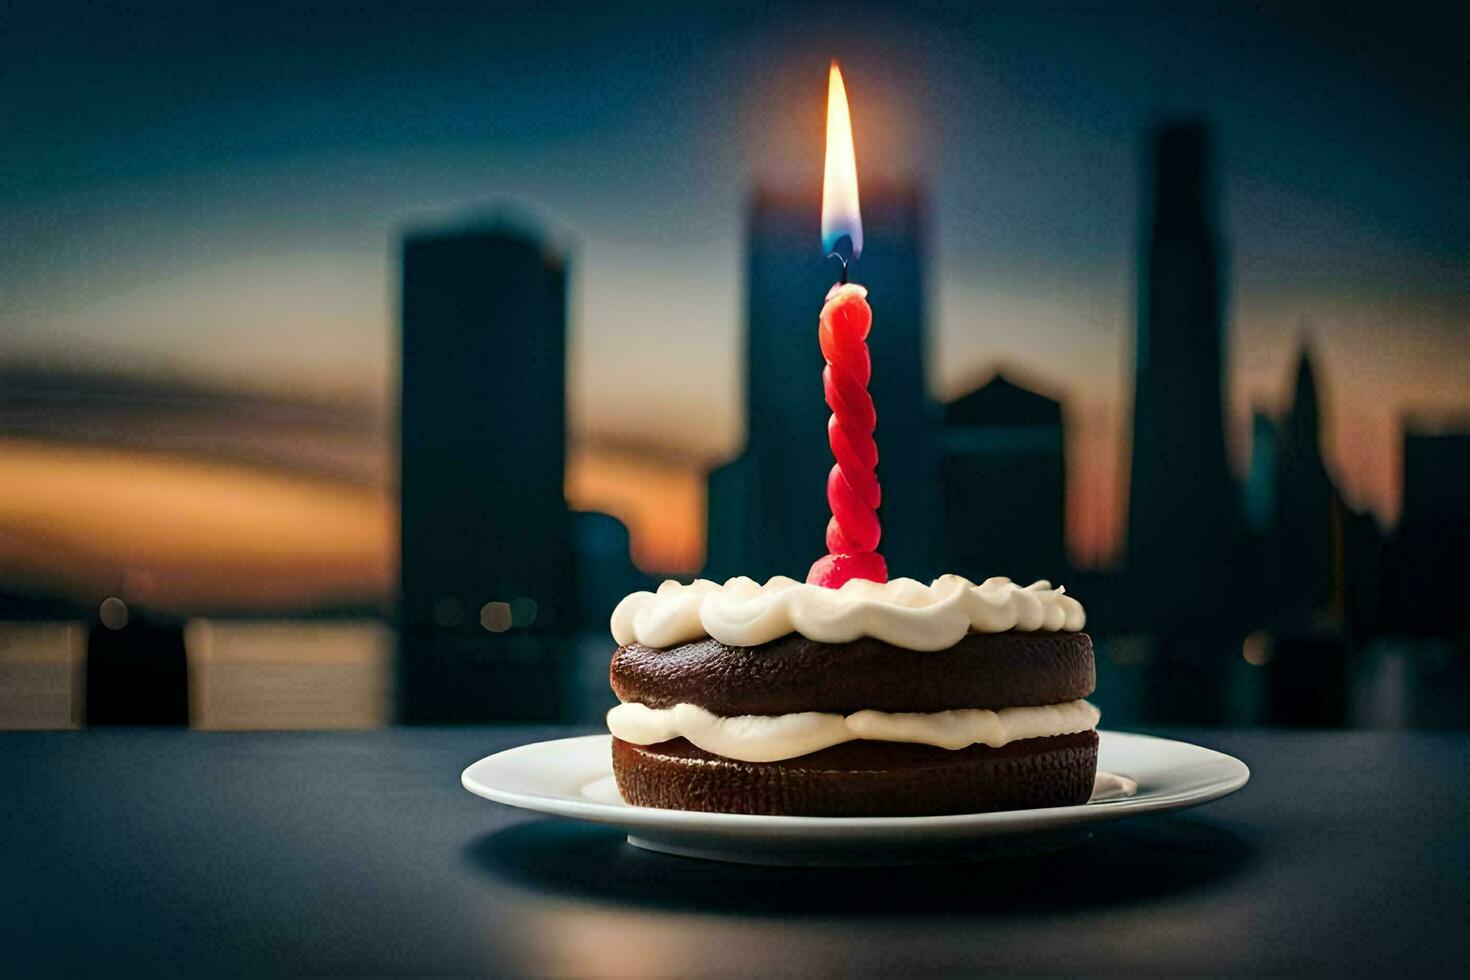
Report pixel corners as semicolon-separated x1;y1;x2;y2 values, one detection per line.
606;574;1097;816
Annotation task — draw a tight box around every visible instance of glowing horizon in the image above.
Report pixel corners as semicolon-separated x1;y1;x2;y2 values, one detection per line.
3;7;1466;588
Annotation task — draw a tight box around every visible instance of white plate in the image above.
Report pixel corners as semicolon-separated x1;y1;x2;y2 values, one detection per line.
461;731;1248;865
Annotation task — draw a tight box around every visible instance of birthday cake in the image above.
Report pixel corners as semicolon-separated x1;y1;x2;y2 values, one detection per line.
603;63;1097;816
606;576;1098;816
600;281;1100;816
601;245;1101;818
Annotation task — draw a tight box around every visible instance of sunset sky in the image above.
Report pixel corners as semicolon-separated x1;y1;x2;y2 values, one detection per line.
4;2;1466;576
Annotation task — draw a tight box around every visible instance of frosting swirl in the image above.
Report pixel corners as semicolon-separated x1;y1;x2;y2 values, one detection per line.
610;575;1085;651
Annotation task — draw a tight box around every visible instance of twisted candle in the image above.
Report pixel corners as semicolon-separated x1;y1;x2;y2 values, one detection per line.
807;282;888;588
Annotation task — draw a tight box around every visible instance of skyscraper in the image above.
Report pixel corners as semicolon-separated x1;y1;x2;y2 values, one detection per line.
1260;343;1350;727
1392;425;1469;635
1267;344;1341;626
397;222;575;721
1126;123;1244;626
1123;123;1247;724
938;372;1067;584
706;183;936;582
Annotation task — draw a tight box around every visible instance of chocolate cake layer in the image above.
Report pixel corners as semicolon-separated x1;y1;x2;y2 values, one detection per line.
611;631;1094;715
612;730;1100;816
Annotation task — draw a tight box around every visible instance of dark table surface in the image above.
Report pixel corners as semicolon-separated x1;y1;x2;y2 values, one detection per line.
3;727;1467;977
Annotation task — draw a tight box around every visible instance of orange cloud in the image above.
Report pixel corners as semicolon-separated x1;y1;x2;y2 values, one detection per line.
0;438;393;614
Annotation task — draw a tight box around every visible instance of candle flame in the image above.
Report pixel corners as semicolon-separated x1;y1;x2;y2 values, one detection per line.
821;60;862;263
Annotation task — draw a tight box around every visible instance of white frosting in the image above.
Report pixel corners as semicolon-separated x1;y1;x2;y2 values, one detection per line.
1091;771;1139;802
585;770;1134;805
610;575;1085;651
607;700;1099;763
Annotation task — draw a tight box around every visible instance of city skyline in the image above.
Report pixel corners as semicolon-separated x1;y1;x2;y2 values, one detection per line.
3;3;1467;575
0;137;1459;690
4;168;1459;579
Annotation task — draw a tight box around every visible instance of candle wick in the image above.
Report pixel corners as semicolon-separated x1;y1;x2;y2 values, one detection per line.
834;255;849;286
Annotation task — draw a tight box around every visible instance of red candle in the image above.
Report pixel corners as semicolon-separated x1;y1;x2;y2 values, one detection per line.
807;282;887;587
808;61;887;588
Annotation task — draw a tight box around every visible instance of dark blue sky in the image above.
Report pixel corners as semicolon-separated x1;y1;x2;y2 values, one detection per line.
4;1;1467;554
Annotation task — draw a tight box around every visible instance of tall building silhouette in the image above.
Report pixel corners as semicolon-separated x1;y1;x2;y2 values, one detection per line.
1392;425;1469;636
706;183;937;582
1127;122;1244;626
939;372;1066;583
397;222;575;722
1122;122;1247;724
1259;342;1351;726
1266;343;1341;626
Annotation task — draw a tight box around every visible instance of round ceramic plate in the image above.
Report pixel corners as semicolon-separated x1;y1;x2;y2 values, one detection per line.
461;731;1248;865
